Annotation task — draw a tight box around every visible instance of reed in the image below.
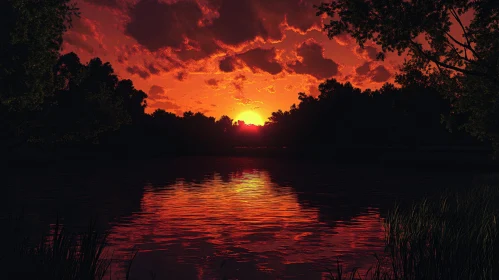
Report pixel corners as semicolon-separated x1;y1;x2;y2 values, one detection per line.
327;185;499;280
0;217;111;280
385;185;498;280
3;185;499;279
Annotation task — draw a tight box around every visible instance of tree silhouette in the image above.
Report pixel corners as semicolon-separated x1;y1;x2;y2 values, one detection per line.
0;0;78;156
0;0;490;162
0;0;78;111
49;53;132;144
262;79;481;159
317;0;499;152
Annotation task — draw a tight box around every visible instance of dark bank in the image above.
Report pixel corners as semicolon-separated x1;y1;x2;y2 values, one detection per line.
3;0;499;279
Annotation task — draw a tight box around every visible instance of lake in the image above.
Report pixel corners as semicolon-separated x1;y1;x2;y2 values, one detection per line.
4;157;477;279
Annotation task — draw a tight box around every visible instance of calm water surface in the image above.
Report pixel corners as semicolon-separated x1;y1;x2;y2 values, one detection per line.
5;157;476;279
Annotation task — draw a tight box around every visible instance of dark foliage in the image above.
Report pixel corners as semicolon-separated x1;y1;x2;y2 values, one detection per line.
317;0;499;152
0;0;491;163
1;49;487;161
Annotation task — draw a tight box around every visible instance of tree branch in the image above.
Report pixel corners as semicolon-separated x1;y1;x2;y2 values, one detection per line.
445;40;478;65
444;31;468;58
448;8;485;62
409;41;487;77
446;9;482;61
450;8;472;47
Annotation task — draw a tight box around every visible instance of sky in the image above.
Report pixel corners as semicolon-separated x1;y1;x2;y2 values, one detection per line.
63;0;406;122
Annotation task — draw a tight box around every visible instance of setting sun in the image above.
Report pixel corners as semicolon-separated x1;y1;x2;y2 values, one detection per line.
236;111;265;126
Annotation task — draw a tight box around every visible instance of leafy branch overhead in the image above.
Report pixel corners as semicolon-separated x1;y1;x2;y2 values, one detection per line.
317;0;499;151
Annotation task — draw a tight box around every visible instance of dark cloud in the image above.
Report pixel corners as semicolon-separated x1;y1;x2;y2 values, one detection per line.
355;46;380;61
333;33;353;46
288;40;340;79
70;15;99;38
233;81;243;91
234;92;251;105
353;63;392;83
117;55;126;64
219;56;238;72
64;16;101;54
257;0;322;34
234;74;247;81
232;74;247;92
148;85;165;100
211;104;217;107
205;78;220;87
83;0;120;9
370;65;392;82
126;65;151;79
210;0;269;46
115;45;140;64
64;33;94;54
126;0;204;52
266;85;276;94
199;108;212;115
174;71;188;81
196;101;203;105
153;100;181;110
355;62;372;76
237;48;283;75
120;0;322;62
145;63;161;75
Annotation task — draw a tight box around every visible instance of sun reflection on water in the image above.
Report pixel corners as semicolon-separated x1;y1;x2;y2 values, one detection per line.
106;169;385;280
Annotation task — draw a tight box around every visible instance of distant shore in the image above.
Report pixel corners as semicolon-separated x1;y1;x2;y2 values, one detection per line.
3;144;495;172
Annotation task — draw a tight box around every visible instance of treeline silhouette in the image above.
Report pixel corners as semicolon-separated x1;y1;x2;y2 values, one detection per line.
2;51;488;162
0;0;490;164
262;80;486;159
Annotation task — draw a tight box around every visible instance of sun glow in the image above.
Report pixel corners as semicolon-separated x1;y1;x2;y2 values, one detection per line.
236;111;265;126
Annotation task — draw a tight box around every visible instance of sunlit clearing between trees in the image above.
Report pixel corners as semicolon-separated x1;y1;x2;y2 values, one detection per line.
236;111;265;126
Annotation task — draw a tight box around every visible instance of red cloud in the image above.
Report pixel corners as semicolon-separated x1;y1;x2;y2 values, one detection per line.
236;48;283;75
234;74;247;81
210;0;270;46
333;33;353;46
148;85;166;100
70;16;100;41
153;100;181;111
219;56;239;72
115;45;141;64
288;40;340;79
232;74;246;92
355;62;372;76
122;0;324;63
145;63;161;75
370;65;392;83
354;62;392;83
126;65;151;79
265;0;322;33
126;0;204;52
174;71;188;81
355;46;380;61
63;33;95;54
234;92;252;105
63;15;103;54
205;78;221;88
83;0;120;9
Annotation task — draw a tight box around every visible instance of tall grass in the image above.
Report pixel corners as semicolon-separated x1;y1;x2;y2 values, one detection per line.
328;185;499;280
0;217;112;280
3;185;499;280
385;185;498;280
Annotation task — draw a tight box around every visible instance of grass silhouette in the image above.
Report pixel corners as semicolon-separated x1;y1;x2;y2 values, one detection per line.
3;185;499;280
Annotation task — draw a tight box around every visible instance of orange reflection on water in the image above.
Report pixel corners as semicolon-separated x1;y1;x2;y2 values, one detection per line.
106;170;385;280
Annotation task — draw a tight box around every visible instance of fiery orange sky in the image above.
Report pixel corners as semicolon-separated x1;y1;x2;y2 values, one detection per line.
63;0;405;121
